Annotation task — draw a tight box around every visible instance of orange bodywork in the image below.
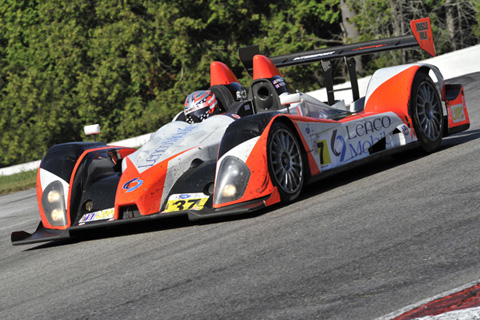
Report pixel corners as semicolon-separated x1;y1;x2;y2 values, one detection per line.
446;85;470;129
212;120;279;209
210;61;241;86
253;54;283;79
115;148;198;217
364;65;421;126
410;18;436;57
114;157;168;217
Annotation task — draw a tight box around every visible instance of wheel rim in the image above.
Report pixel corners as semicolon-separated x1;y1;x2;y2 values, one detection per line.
269;129;303;194
415;81;442;141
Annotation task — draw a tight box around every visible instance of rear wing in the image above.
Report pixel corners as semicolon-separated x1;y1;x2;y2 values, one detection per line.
239;18;435;105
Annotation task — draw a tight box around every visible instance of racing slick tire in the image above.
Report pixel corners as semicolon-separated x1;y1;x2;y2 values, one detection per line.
267;121;305;203
409;71;444;153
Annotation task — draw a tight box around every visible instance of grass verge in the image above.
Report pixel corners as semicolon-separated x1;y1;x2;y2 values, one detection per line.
0;170;37;195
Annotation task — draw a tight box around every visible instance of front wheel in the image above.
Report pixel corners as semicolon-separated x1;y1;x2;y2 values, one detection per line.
267;121;305;203
409;72;444;153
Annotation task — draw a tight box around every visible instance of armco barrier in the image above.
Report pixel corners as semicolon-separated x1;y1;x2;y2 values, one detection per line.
0;133;151;176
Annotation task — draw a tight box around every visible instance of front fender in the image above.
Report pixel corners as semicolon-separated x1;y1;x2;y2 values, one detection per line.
214;115;298;208
364;63;445;122
37;142;136;230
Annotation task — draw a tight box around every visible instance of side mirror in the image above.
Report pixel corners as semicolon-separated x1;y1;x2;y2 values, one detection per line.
84;124;101;141
279;93;301;105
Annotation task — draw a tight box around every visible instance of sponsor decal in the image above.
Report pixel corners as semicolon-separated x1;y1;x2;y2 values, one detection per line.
272;78;286;89
185;103;206;113
316;139;332;166
163;193;209;213
308;116;398;169
415;21;429;41
331;129;347;162
293;51;335;61
331;129;388;162
79;208;115;224
345;116;392;140
330;117;394;162
123;177;143;193
450;104;466;123
139;126;196;168
347;133;387;157
353;44;387;51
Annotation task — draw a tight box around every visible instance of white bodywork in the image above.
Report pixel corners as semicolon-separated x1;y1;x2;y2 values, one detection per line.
123;115;236;208
124;115;236;174
295;113;413;172
39;169;70;209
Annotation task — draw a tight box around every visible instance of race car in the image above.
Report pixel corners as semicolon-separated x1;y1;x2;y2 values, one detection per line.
11;17;469;245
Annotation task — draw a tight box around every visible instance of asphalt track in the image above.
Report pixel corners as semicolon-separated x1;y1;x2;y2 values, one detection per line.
1;72;480;320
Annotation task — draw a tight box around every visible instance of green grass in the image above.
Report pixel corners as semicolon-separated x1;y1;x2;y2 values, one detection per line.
0;170;37;195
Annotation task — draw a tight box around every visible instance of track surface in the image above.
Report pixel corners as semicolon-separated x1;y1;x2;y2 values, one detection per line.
1;73;480;320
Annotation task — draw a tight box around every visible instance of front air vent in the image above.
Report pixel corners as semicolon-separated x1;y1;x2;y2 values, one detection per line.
120;206;141;219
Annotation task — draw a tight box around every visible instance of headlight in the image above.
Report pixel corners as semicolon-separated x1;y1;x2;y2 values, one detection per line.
221;184;237;198
51;209;65;222
41;181;68;227
214;156;250;204
47;190;61;203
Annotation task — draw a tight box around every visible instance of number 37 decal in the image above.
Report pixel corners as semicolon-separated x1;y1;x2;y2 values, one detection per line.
163;193;209;213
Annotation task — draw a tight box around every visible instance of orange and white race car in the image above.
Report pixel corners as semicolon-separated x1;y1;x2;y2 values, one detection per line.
12;18;469;245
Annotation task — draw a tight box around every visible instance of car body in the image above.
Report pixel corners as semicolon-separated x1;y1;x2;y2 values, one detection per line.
12;18;470;245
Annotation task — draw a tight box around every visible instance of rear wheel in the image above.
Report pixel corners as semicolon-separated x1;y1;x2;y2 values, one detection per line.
409;72;444;153
267;122;304;202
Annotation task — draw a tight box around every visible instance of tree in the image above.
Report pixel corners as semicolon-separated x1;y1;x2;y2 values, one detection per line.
251;0;342;90
343;0;479;74
0;0;343;167
440;0;478;51
340;0;364;74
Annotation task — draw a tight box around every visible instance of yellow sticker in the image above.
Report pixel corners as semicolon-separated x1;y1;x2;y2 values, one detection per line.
451;104;466;123
316;139;331;166
164;194;209;213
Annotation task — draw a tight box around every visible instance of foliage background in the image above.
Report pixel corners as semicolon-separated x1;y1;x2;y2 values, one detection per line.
0;0;478;167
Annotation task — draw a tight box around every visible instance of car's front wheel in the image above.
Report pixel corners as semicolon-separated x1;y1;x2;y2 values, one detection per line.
267;121;305;203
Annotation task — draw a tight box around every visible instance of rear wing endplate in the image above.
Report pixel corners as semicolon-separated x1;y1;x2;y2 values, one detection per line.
239;18;435;105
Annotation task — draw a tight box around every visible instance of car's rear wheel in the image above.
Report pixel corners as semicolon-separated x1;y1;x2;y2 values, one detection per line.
267;121;304;202
409;72;444;153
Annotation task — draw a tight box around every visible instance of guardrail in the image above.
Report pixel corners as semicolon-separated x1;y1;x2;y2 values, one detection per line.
0;133;152;176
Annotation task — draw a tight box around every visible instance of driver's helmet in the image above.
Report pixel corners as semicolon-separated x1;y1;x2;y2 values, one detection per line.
184;90;218;123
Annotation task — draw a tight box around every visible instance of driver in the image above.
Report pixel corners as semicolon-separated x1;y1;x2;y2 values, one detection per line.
184;90;220;124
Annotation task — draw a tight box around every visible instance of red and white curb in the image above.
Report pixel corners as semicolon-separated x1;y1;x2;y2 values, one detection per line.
377;281;480;320
409;306;480;320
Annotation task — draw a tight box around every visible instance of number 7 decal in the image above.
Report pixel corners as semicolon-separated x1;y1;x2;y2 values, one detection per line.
316;139;332;165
